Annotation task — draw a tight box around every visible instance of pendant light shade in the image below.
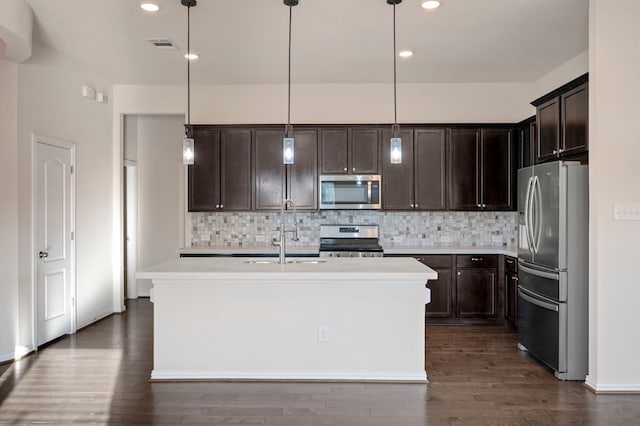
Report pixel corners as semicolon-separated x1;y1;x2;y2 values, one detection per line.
283;0;298;165
387;0;403;164
182;0;197;165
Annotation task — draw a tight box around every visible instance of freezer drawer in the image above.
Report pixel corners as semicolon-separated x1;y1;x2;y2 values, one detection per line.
517;286;568;373
518;260;567;302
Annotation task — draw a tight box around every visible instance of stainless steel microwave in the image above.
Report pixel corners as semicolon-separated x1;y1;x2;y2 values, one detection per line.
319;175;381;210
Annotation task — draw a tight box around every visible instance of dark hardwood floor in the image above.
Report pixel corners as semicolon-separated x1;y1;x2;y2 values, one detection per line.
1;299;638;425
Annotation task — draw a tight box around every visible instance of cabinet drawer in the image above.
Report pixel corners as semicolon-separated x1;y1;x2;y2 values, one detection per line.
505;256;517;273
414;255;452;269
456;254;498;269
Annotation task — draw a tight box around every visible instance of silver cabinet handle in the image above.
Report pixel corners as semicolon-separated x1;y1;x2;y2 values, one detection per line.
220;204;224;208
352;167;356;172
471;257;483;262
344;167;348;171
415;203;418;208
39;251;48;259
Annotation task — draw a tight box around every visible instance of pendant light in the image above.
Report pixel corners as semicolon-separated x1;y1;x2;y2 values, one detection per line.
283;0;299;165
182;0;197;165
387;0;402;164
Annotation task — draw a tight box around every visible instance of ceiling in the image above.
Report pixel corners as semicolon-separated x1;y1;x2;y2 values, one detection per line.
24;0;589;86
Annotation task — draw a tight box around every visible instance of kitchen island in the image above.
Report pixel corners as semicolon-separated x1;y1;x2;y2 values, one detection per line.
137;257;437;383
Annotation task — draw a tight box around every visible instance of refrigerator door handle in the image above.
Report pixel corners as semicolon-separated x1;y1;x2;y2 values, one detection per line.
533;175;543;254
523;176;534;253
526;176;536;253
519;287;559;312
518;262;560;281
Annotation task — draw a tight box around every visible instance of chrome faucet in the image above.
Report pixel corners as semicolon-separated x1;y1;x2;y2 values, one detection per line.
272;198;299;264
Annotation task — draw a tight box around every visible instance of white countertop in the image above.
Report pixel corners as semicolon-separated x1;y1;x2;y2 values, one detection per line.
383;245;518;258
178;245;518;258
138;256;437;283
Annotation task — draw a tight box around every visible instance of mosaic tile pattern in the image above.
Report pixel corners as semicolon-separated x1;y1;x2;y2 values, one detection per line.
191;211;518;247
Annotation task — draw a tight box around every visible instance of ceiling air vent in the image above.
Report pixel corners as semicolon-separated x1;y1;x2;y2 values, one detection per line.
145;38;178;50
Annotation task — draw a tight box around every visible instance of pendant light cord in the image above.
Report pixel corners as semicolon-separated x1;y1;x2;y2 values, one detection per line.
187;5;191;130
286;5;293;136
393;3;397;127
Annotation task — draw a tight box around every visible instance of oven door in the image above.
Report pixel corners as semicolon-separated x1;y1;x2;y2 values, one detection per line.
517;286;568;373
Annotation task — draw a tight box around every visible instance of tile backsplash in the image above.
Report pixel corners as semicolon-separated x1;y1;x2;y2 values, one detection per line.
191;211;517;247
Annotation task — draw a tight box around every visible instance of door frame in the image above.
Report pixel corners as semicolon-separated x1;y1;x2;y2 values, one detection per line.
31;133;77;348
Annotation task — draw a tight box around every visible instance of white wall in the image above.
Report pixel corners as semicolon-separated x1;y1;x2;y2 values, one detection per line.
114;81;534;125
586;0;640;392
133;115;185;296
0;59;19;362
533;50;589;100
16;42;115;346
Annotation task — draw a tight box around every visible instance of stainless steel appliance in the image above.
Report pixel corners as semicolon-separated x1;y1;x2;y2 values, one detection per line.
319;175;381;210
319;225;383;258
517;160;588;380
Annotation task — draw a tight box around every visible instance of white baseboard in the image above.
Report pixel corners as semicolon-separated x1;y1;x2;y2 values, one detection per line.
584;377;640;394
151;370;428;383
0;345;34;364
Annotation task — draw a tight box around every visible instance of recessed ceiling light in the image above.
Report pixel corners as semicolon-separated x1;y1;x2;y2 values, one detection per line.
140;2;160;13
419;0;442;10
185;53;199;60
399;50;414;58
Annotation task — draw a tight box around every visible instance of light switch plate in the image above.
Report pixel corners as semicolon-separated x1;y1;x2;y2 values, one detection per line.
614;203;640;221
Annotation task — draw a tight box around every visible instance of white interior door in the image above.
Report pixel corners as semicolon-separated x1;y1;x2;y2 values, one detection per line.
36;137;75;346
125;163;138;299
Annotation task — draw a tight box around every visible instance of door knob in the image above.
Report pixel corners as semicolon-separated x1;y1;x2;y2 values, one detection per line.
39;251;48;259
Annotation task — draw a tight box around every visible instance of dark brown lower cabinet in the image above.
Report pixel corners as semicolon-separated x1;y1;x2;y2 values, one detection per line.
413;255;453;319
455;254;498;320
394;254;507;324
456;269;497;319
504;256;518;328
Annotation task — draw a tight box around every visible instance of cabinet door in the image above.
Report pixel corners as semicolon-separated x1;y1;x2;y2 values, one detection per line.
287;129;318;210
518;120;536;169
481;128;514;211
561;83;588;156
220;129;252;211
411;255;453;319
381;128;414;210
188;128;220;211
448;129;480;210
320;128;348;174
505;271;518;328
456;269;497;318
536;97;560;163
350;128;380;174
254;129;285;210
414;128;446;210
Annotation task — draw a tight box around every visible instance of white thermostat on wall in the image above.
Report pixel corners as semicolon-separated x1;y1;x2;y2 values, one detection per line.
82;85;96;100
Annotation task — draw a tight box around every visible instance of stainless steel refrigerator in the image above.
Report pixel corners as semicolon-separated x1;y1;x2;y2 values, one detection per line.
517;160;588;380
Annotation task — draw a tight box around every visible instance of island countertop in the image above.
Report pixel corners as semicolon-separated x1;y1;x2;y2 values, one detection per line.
140;256;437;383
138;256;438;283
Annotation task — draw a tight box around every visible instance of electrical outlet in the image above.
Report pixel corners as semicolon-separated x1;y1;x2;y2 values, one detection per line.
318;325;329;342
614;203;640;221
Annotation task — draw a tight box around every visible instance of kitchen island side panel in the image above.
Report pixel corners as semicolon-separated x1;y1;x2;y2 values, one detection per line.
152;279;427;382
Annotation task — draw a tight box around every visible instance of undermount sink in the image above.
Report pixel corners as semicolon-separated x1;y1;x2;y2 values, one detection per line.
243;259;326;264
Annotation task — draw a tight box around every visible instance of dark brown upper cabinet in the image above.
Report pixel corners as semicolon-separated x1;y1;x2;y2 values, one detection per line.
533;75;588;164
414;128;447;211
320;128;379;174
188;127;252;212
381;128;415;210
482;128;515;210
517;116;536;169
448;127;514;211
382;128;447;211
254;128;318;211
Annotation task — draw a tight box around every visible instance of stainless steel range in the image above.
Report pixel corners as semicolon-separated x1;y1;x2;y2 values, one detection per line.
319;225;383;258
